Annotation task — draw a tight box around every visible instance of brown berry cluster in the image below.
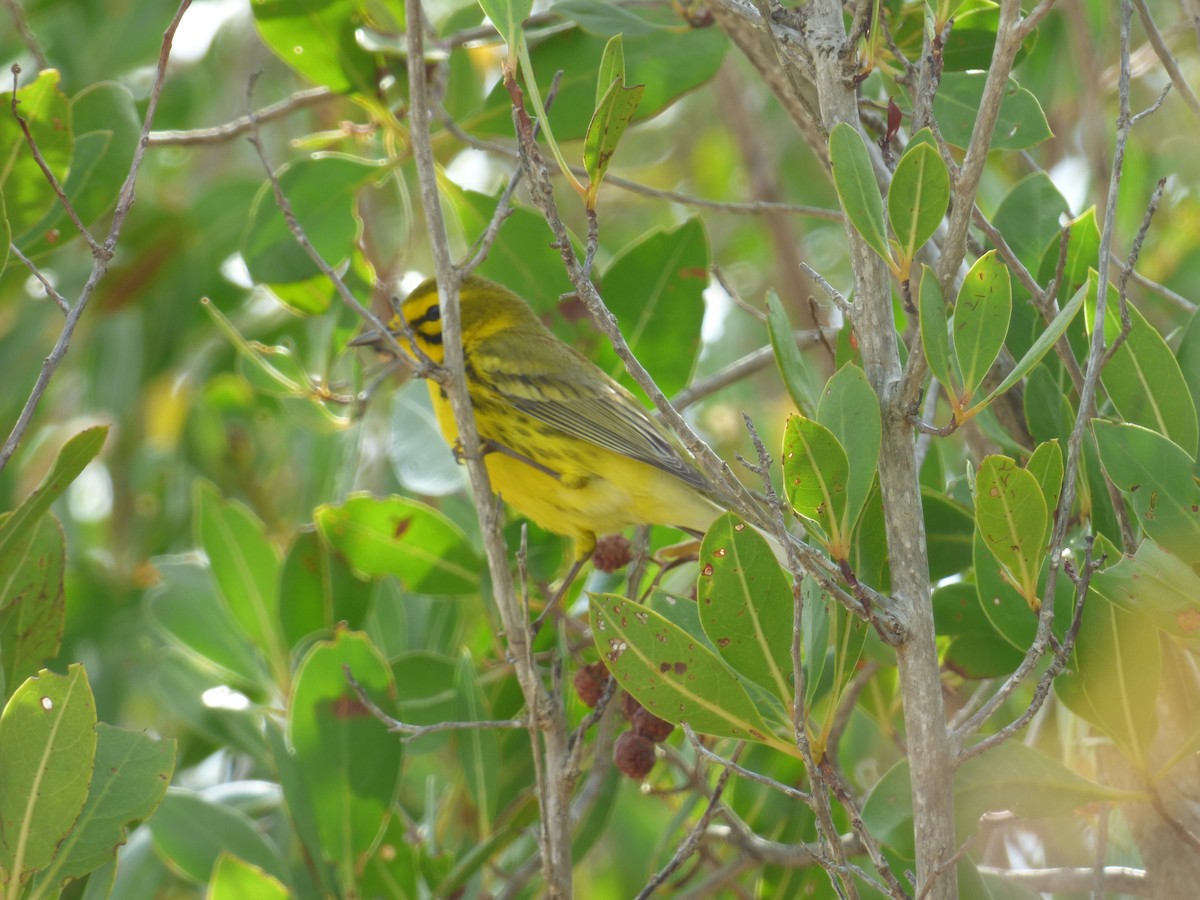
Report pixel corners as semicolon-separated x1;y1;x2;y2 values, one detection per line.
591;534;633;573
573;660;675;780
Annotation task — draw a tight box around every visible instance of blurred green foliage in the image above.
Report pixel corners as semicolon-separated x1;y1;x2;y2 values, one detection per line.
2;0;1199;897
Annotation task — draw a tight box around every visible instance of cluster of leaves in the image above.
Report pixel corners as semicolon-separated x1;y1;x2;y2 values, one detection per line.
1;0;1199;897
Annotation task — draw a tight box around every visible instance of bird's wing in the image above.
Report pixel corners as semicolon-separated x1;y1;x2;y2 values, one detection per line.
472;335;711;491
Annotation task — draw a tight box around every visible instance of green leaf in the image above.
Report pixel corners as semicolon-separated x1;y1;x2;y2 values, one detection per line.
452;188;578;316
991;172;1069;273
148;788;288;884
1093;420;1200;560
0;70;71;238
975;456;1047;606
315;494;481;594
594;32;624;108
1038;207;1099;307
918;266;954;393
766;291;821;416
252;0;380;93
553;0;669;37
28;724;175;890
1175;308;1200;450
829;123;892;267
208;854;291;900
1056;595;1160;767
18;81;141;256
594;219;708;397
865;741;1132;858
470;25;727;141
933;581;1025;679
887;135;950;271
0;514;65;690
923;491;974;582
147;559;270;689
817;364;881;541
970;279;1086;415
0;426;108;565
800;577;830;710
934;73;1053;151
697;514;794;703
589;594;790;752
289;630;401;875
279;529;374;649
1089;537;1200;640
477;0;534;49
782;415;850;550
953;250;1011;399
241;154;383;289
0;665;98;886
1089;285;1199;457
1025;440;1063;546
583;67;644;206
973;528;1072;651
454;651;499;829
955;740;1136;822
194;481;287;678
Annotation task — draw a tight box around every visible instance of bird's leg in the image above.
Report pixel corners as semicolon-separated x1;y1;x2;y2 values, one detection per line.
454;438;565;481
530;551;592;638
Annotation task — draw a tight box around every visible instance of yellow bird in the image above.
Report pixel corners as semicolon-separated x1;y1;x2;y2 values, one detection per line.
357;275;725;564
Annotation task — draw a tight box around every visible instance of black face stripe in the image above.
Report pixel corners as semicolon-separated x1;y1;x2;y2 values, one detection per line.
409;303;442;328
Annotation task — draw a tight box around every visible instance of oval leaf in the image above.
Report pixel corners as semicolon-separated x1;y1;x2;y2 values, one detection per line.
817;364;881;540
975;455;1047;607
954;250;1012;399
829;123;892;267
589;594;789;751
782;415;850;550
315;494;481;594
698;513;794;703
887;136;950;270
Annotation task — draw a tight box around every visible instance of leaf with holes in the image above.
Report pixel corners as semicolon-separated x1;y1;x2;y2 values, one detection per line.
697;514;793;703
589;594;793;753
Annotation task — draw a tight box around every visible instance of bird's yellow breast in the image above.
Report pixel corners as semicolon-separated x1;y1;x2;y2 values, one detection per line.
425;381;719;556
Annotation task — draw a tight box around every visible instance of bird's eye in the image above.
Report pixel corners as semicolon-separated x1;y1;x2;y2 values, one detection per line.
427;305;441;322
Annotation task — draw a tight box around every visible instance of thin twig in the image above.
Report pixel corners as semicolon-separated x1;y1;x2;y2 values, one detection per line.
977;865;1149;895
343;665;526;739
682;724;814;806
437;112;842;219
635;743;741;899
0;1;193;474
9;244;69;313
955;537;1096;761
1131;0;1200;118
801;261;854;318
671;330;836;411
243;77;406;365
148;86;337;145
3;0;49;70
953;0;1141;749
10;65;104;257
458;70;564;276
